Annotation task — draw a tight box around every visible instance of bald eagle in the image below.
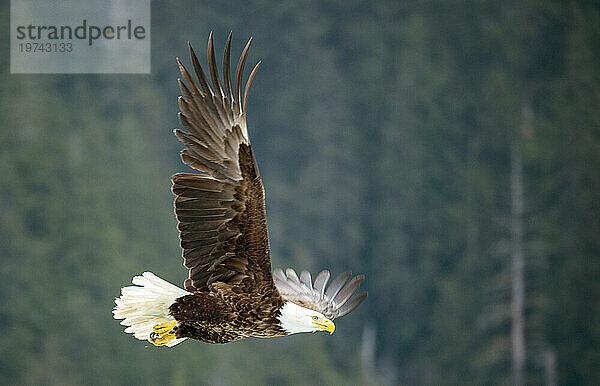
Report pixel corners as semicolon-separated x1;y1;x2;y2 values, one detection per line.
113;33;367;346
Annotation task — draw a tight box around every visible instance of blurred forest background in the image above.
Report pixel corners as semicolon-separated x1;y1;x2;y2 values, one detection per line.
1;0;599;385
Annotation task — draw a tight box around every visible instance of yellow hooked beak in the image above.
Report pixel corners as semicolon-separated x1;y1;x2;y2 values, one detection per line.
313;318;335;334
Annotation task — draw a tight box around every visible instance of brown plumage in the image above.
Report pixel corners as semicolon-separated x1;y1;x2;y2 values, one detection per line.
113;32;366;346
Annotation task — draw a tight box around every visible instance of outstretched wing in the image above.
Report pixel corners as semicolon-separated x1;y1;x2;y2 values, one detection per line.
173;32;274;294
273;268;367;319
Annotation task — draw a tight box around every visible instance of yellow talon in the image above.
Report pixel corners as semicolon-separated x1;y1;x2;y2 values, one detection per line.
149;332;176;346
152;320;178;334
149;320;178;346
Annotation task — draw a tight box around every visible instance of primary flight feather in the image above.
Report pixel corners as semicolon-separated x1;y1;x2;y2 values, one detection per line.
113;32;367;346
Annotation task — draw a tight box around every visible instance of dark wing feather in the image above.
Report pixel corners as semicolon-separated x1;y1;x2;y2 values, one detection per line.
173;33;274;294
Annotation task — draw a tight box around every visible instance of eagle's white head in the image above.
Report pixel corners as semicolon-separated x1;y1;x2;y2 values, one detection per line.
277;301;335;335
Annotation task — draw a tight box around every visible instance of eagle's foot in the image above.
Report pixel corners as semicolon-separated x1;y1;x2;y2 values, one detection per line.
149;320;178;346
149;332;176;346
152;320;178;335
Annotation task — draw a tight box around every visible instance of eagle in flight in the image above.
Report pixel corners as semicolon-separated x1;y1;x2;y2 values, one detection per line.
113;32;367;346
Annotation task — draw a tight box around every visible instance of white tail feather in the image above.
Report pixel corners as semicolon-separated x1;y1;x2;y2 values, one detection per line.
113;272;191;347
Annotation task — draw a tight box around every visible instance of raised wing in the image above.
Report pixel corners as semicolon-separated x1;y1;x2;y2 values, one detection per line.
173;32;274;294
273;268;367;319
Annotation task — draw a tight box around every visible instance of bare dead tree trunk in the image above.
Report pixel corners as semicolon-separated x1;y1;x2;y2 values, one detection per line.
511;141;526;386
361;323;376;382
544;348;557;386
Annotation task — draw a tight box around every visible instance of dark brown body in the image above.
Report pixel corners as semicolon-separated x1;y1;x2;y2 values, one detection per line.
170;283;286;344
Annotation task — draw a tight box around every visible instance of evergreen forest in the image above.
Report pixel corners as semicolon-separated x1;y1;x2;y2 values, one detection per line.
1;0;599;384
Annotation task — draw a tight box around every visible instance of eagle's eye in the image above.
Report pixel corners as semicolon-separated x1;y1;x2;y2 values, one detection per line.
312;316;318;321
